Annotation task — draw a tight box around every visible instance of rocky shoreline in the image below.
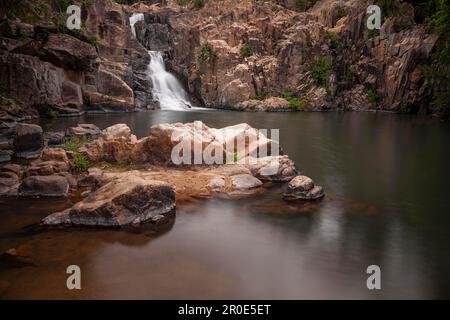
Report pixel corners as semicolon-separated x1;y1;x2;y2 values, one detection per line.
0;120;324;229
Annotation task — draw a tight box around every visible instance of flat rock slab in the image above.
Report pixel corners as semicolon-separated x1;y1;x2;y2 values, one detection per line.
42;176;176;228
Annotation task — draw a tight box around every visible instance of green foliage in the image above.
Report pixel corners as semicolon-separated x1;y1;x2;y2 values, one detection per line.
176;0;191;5
368;28;380;39
73;154;90;173
344;65;357;82
255;90;268;101
367;88;381;104
240;44;253;61
199;43;216;64
282;92;305;110
64;136;92;152
87;36;99;49
336;8;347;21
46;108;59;119
419;0;450;112
327;31;341;49
312;57;333;87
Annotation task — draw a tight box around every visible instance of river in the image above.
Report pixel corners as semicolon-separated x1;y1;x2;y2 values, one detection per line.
1;110;449;299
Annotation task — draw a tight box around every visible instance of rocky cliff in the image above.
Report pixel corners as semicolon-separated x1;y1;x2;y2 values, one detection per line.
0;0;445;118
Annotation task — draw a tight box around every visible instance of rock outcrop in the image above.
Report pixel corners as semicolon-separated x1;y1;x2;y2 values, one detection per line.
42;175;176;227
283;175;325;201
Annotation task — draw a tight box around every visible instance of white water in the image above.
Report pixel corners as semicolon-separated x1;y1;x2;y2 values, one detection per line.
129;13;193;110
129;13;144;38
147;51;193;110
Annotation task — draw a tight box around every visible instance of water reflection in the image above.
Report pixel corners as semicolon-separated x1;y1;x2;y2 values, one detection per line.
0;110;447;299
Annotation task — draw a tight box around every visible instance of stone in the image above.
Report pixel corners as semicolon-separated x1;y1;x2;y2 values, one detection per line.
13;123;44;159
0;171;19;195
230;174;263;190
66;124;101;139
41;175;176;227
44;131;65;147
1;163;22;176
102;124;132;140
19;175;69;198
208;177;225;190
283;175;325;201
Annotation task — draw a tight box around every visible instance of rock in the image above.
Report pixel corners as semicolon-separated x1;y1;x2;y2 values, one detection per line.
41;147;69;163
66;124;101;139
1;163;23;177
102;124;132;140
231;174;263;190
44;131;65;147
41;175;176;227
0;150;13;162
283;175;325;201
288;175;314;192
0;248;36;268
236;97;293;112
208;177;225;190
0;171;19;195
41;33;98;71
13;123;44;159
240;155;297;181
19;175;69;198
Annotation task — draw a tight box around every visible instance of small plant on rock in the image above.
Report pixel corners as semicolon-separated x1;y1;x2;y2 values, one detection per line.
199;43;216;64
73;154;90;173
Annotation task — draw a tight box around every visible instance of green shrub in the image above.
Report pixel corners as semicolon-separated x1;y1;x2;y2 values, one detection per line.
46;108;59;119
327;31;341;49
64;136;92;152
255;90;268;101
282;92;305;110
312;57;333;87
368;28;380;39
73;154;90;173
240;44;253;60
367;88;381;104
344;65;357;82
176;0;191;6
199;43;216;63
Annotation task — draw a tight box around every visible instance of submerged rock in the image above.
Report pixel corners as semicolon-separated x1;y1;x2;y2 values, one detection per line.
42;175;176;228
283;175;325;201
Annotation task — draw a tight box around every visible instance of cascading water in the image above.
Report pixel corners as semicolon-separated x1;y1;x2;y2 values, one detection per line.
129;13;193;110
147;51;193;110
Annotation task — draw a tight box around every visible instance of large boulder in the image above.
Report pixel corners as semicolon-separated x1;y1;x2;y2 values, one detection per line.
41;175;176;227
0;171;19;196
13;123;44;159
41;33;98;71
18;175;69;197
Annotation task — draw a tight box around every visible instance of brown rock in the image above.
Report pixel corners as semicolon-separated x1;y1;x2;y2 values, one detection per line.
19;175;69;198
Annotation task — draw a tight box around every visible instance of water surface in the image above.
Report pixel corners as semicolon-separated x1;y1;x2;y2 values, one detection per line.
1;110;449;299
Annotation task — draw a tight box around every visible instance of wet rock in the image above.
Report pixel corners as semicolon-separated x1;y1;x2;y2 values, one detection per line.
19;175;69;198
42;175;176;227
231;174;263;190
0;247;36;268
13;123;44;159
283;175;325;201
0;150;13;163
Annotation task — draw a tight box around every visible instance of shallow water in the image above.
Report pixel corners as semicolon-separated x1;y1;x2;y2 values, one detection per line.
1;110;450;299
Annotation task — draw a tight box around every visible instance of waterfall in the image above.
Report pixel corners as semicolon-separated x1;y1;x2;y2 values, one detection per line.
129;13;193;110
129;13;144;38
147;51;193;110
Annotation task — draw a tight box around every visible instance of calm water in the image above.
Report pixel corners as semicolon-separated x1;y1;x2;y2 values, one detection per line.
1;110;450;299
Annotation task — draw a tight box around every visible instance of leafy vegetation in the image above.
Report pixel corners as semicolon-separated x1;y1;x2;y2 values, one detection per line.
240;44;253;61
327;31;341;49
46;107;59;119
367;88;381;104
311;57;333;88
176;0;206;7
199;42;216;64
282;92;306;110
255;90;268;101
64;136;92;152
73;154;90;173
344;65;357;82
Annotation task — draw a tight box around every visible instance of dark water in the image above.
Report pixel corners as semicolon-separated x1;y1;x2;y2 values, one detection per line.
1;110;450;299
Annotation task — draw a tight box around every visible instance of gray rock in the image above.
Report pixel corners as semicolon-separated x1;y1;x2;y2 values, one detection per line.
19;175;69;198
13;123;44;159
283;175;325;201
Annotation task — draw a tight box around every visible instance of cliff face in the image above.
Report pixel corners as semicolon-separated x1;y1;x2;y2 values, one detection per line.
0;0;442;117
135;0;439;112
